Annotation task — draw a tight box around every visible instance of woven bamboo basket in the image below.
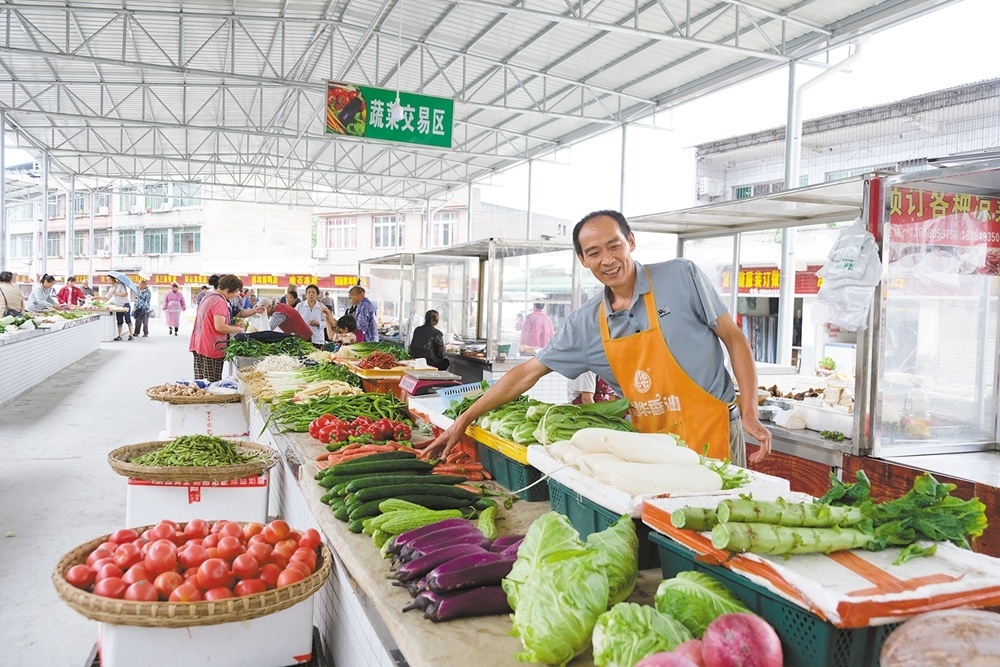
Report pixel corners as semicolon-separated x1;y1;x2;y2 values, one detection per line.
52;524;331;627
145;387;242;404
107;440;278;483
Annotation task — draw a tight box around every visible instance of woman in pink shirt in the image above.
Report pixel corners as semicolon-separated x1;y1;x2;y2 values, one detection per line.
162;282;187;336
189;274;246;382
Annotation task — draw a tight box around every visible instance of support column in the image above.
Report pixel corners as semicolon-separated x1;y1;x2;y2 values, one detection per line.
40;152;49;276
619;124;627;213
0;112;6;272
777;62;798;366
66;176;75;280
88;190;95;284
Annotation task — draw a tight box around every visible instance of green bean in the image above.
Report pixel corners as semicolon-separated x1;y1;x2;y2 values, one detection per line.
129;435;261;467
268;393;411;432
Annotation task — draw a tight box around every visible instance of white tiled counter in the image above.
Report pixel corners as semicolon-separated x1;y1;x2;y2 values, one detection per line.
0;315;101;405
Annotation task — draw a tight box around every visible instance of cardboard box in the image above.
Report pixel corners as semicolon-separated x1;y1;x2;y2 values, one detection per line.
97;598;314;667
125;475;268;526
164;402;249;438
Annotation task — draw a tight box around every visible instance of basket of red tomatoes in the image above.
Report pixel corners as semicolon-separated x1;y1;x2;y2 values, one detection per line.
52;518;330;627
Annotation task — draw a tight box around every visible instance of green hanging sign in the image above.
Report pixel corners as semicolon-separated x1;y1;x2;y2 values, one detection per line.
326;82;454;149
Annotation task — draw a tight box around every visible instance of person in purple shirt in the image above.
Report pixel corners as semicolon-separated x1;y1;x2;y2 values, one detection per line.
348;285;379;342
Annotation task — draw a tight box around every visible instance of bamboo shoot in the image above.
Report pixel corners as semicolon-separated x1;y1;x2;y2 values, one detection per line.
715;499;864;528
671;507;718;532
711;522;872;555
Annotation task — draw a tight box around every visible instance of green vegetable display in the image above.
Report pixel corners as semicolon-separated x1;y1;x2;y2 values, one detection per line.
592;602;693;667
336;341;410;361
654;572;751;638
224;336;315;361
716;497;864;527
533;403;634;445
268;393;411;432
298;362;361;387
442;381;492;419
130;435;261;467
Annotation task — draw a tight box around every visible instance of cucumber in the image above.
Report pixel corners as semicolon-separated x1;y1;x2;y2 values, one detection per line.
330;480;355;497
329;497;347;511
345;474;466;494
333;504;351;521
352;484;479;504
324;458;434;478
348;519;367;533
317;451;416;479
319;491;335;504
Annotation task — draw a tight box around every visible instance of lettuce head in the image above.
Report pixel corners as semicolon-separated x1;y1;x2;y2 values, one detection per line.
654;571;751;637
586;515;639;605
592;602;693;667
503;512;587;610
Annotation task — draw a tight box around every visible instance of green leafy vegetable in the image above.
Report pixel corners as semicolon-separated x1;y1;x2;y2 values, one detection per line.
298;362;361;387
592;602;693;667
701;457;751;490
442;381;492;419
585;516;639;606
503;512;585;610
654;572;751;637
224;336;315;361
534;404;635;445
336;341;410;361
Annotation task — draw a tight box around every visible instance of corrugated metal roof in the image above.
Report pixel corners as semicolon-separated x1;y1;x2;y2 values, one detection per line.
0;0;963;208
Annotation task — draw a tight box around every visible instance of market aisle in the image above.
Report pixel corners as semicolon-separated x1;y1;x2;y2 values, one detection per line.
0;322;195;665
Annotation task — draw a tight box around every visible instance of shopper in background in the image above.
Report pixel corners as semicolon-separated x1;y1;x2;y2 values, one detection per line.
519;302;555;355
259;296;313;342
80;278;96;300
408;310;450;371
195;285;209;306
189;274;247;382
320;291;335;310
332;314;365;344
26;275;60;312
427;209;771;467
57;276;85;306
348;285;378;342
162;282;186;335
1;271;25;315
133;279;152;337
285;289;300;309
279;283;298;305
242;289;258;309
296;284;334;345
567;371;618;404
106;276;134;340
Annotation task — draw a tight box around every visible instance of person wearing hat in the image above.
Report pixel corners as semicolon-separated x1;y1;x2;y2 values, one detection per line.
162;282;187;335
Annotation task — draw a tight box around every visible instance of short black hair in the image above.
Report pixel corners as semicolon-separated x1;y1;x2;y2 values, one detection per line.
67;276;77;283
287;290;299;302
338;314;357;330
424;310;439;326
0;271;12;282
572;209;633;257
42;273;55;283
305;284;319;295
208;274;220;288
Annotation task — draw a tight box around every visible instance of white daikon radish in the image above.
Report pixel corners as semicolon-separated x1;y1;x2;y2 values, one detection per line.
569;428;616;453
543;440;573;462
574;453;628;475
603;432;700;465
589;461;724;496
561;444;592;465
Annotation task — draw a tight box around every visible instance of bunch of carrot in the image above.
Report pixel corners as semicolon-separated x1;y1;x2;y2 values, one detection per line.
315;441;414;470
414;437;491;481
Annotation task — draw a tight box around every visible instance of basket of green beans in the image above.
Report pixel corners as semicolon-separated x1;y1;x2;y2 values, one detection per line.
107;435;279;482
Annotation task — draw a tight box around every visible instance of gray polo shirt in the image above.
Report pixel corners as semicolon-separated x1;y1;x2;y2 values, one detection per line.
536;259;735;402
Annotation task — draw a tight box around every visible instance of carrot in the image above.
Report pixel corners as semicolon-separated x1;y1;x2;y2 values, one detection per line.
316;461;334;470
462;471;486;481
454;483;484;496
317;451;333;461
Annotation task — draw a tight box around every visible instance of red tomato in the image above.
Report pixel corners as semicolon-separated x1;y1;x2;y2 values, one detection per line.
171;530;188;547
183;519;210;540
268;551;288;569
110;528;139;545
121;564;151;586
182;567;200;581
144;539;178;576
202;534;220;549
124;580;159;602
86;546;115;567
93;577;127;599
287;530;302;544
273;540;297;561
89;557;114;574
248;534;268;546
233;578;268;597
290;548;317;573
160;519;180;532
263;520;290;545
196;558;230;590
203;587;234;601
148;522;176;543
219;522;244;541
177;543;210;570
276;568;306;588
284;560;312;579
94;563;125;583
185;538;204;547
205;547;220;559
231;554;260;580
298;529;322;550
140;529;154;542
65;564;95;590
169;581;202;602
258;563;282;589
134;536;149;550
243;522;264;540
246;542;273;565
113;542;142;570
210;520;227;535
216;536;244;561
153;571;185;600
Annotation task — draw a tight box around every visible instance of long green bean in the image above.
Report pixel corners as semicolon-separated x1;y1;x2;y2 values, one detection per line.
268;393;411;432
130;435;259;467
298;362;361;387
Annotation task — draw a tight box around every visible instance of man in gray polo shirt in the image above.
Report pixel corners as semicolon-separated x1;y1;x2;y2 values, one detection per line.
426;209;772;467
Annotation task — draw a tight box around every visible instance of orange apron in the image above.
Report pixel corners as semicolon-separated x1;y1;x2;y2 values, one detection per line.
599;278;731;460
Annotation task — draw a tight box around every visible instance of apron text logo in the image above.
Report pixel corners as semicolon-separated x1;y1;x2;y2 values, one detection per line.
630;394;681;417
633;370;652;393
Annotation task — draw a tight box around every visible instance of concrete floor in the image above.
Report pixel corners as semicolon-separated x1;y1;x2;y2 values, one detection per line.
0;320;194;666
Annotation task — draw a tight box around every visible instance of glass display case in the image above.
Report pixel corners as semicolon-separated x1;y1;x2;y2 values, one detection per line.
869;163;1000;457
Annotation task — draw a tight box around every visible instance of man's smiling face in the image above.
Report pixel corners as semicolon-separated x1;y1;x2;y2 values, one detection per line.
577;215;637;291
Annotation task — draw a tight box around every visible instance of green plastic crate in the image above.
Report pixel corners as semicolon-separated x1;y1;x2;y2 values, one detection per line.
650;531;898;667
475;442;549;502
547;479;660;569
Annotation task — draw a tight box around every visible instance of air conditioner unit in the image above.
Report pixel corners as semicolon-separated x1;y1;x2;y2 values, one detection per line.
697;177;724;198
98;206;110;216
99;250;111;258
313;248;328;259
159;203;172;212
130;205;144;215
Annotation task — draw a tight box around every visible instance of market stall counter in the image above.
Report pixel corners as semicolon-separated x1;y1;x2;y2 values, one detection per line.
0;314;101;405
246;397;662;667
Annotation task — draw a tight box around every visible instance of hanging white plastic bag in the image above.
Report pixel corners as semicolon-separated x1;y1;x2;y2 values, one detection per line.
813;218;882;332
246;312;270;333
816;219;877;283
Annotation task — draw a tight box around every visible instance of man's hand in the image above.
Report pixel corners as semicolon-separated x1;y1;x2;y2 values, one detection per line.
743;412;772;465
422;423;463;460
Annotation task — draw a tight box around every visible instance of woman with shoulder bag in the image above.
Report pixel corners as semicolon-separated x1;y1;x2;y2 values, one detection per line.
1;271;25;316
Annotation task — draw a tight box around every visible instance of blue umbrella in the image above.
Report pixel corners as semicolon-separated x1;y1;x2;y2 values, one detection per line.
107;270;138;294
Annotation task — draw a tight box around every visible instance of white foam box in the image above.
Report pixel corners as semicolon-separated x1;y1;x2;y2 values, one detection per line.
97;598;314;667
796;402;855;437
125;475;269;526
164;401;249;438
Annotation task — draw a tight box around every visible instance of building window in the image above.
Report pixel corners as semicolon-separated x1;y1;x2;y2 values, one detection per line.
120;187;139;213
73;193;88;217
326;218;357;249
172;228;201;253
734;185;753;200
93;230;110;254
46;232;62;257
94;190;111;215
9;201;33;220
10;233;33;258
118;229;136;255
145;183;169;211
173;182;202;208
373;215;403;249
74;231;88;257
143;228;169;254
47;194;64;219
429;212;457;248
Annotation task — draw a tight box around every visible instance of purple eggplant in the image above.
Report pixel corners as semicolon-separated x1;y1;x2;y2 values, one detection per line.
394;543;488;582
402;589;440;613
500;538;524;558
425;556;515;593
422;585;512;622
399;523;483;554
399;532;490;563
387;518;475;554
489;534;525;550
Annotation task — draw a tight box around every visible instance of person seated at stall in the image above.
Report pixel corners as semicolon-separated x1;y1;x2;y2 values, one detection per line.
1;271;25;315
408;310;450;371
57;277;85;306
567;371;618;404
331;314;366;344
258;296;312;341
25;274;59;312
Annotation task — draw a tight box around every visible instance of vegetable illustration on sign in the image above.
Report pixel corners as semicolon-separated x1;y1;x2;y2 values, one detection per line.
326;82;454;149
